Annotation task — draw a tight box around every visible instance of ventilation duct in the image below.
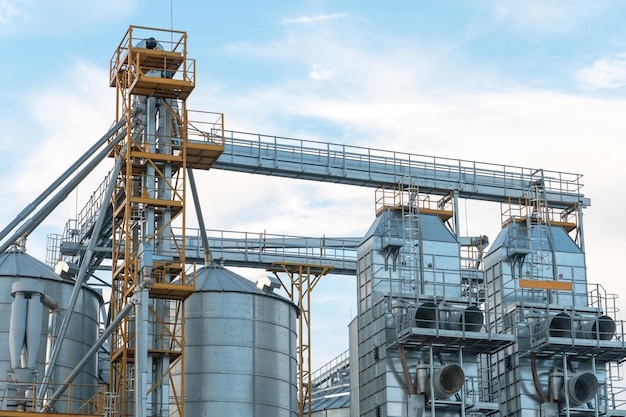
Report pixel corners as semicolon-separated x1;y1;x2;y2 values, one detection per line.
561;373;598;407
427;365;465;400
535;312;572;339
414;302;437;328
447;306;484;332
577;315;616;341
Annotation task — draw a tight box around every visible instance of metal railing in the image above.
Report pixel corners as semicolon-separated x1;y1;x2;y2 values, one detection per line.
311;349;350;389
183;227;359;269
0;380;104;414
218;129;584;202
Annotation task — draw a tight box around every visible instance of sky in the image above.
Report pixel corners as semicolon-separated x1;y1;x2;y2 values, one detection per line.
1;0;626;371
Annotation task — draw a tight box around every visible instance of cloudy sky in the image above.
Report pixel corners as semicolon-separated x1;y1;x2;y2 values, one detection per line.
1;0;626;370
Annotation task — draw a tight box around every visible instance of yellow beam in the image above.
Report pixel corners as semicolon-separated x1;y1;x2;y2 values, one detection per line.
519;279;573;291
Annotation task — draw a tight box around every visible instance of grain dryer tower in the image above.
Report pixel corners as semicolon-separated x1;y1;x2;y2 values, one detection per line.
483;179;626;416
353;182;514;417
351;175;626;416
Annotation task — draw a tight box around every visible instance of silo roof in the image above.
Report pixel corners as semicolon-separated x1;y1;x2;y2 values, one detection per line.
0;246;62;281
196;263;266;294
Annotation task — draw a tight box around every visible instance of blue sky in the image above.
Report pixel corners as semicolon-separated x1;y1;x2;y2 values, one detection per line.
2;0;626;369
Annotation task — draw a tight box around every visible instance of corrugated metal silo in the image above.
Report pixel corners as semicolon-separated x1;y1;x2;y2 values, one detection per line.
0;243;101;413
183;263;299;416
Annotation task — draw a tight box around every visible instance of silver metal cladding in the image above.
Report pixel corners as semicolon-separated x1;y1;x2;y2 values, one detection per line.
182;264;299;417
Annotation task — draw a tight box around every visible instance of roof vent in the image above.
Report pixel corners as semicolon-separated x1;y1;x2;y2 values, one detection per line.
256;275;281;294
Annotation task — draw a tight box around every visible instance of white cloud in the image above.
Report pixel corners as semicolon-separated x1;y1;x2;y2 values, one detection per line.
492;0;608;33
0;0;137;35
0;0;23;24
0;60;115;258
309;65;334;80
3;4;626;366
0;0;28;33
577;55;626;90
281;13;346;25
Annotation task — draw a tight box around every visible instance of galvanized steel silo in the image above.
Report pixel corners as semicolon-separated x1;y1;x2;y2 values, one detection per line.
183;264;299;416
0;243;101;413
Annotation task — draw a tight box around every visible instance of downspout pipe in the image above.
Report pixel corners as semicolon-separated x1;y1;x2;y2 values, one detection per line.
0;126;128;254
37;145;127;401
39;279;150;413
187;168;212;266
0;118;126;245
43;295;59;401
531;353;549;404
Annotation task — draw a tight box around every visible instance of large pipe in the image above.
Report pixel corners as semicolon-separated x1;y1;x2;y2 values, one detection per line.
577;315;616;341
561;373;598;406
38;145;127;401
447;306;484;332
39;279;150;413
547;312;572;338
44;308;59;401
427;365;465;400
26;294;43;369
9;292;27;368
0;118;126;244
0;126;128;254
414;302;437;328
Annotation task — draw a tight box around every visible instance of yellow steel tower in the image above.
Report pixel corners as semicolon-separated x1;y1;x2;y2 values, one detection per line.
108;26;223;417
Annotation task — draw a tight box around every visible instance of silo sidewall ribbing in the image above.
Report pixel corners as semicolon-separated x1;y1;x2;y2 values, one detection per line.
182;268;298;417
0;250;101;413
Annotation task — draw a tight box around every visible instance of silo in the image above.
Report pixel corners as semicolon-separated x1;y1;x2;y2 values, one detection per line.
183;263;299;417
0;242;101;413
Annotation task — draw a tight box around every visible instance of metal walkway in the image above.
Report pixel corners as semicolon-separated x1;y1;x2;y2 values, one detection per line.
54;225;360;276
184;228;359;275
46;126;588;277
213;129;588;209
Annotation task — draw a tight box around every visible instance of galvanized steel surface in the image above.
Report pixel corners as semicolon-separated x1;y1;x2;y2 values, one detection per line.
0;247;101;413
183;265;299;417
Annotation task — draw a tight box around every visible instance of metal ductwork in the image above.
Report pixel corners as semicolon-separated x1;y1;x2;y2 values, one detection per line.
447;306;484;332
9;281;45;371
548;312;572;338
561;373;598;407
577;315;616;340
414;302;437;328
537;312;572;338
427;365;465;400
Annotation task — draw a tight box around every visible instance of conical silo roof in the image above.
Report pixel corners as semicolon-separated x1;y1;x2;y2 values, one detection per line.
195;263;265;294
0;244;62;281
